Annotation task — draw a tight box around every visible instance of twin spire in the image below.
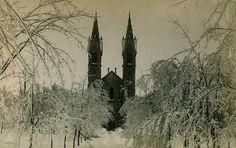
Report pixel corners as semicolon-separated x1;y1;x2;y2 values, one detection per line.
91;12;134;40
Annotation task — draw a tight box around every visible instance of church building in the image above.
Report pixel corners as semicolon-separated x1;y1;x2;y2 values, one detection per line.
87;13;137;129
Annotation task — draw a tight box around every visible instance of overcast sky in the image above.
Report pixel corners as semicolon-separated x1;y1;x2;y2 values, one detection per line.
67;0;212;83
3;0;216;88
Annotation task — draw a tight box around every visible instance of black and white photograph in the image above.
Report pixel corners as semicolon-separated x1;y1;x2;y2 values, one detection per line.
0;0;236;147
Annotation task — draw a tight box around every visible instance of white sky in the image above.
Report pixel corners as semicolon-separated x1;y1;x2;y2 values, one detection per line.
64;0;212;84
1;0;216;89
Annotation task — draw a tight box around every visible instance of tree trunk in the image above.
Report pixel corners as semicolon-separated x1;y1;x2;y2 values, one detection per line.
28;49;37;148
77;129;81;146
211;127;217;148
64;134;67;148
212;137;220;148
183;137;189;148
167;124;171;148
213;137;216;148
228;140;230;148
197;142;201;148
50;130;53;148
194;135;201;148
0;122;3;134
72;127;77;148
206;139;209;148
29;126;34;148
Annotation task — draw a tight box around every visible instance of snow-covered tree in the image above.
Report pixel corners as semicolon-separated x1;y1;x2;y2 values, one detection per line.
122;49;236;148
0;87;21;134
122;1;236;148
0;0;89;80
61;81;112;147
11;80;111;148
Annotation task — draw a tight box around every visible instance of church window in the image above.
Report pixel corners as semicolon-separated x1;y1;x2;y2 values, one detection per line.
127;53;132;64
109;87;114;99
92;53;97;63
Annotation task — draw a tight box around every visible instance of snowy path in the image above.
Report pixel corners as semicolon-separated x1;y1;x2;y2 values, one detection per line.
2;128;131;148
2;129;236;148
81;128;130;148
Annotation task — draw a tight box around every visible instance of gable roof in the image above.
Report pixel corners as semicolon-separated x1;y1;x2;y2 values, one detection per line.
102;71;123;83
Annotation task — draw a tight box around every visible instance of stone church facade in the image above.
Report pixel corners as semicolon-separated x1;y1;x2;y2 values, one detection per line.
87;13;137;130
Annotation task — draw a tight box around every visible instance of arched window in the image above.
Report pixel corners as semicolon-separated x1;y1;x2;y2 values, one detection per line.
92;53;97;63
109;87;114;99
127;53;132;64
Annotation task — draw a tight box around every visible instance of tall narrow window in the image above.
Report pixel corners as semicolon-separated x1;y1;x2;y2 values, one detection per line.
127;53;132;64
92;53;97;63
109;87;114;99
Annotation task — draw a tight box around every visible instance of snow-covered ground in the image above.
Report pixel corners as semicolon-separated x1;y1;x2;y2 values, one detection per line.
1;128;131;148
1;128;235;148
82;128;131;148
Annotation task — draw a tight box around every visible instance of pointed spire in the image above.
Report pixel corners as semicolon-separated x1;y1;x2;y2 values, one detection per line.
126;12;133;39
95;11;97;17
91;12;100;40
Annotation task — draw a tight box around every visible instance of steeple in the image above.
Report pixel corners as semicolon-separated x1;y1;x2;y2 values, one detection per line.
122;12;137;97
122;13;136;55
87;12;103;87
126;12;134;39
91;12;100;40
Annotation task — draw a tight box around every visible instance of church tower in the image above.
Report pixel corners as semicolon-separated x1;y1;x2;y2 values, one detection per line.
88;13;103;86
122;13;137;97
